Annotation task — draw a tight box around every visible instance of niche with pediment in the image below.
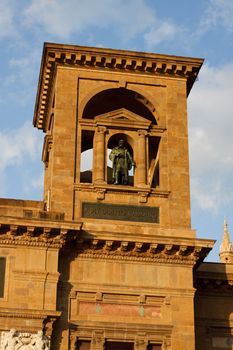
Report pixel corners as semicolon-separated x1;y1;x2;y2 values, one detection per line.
79;88;161;189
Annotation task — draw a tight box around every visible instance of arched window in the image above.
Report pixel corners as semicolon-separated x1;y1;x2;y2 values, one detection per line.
82;88;156;124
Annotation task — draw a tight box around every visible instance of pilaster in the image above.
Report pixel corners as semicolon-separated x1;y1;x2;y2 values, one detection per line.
136;129;147;187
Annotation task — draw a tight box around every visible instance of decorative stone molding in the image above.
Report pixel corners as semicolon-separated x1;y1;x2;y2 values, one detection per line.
70;322;172;350
0;329;50;350
74;183;170;199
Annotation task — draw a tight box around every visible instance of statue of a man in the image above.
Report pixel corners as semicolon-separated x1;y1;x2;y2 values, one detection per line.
109;139;134;185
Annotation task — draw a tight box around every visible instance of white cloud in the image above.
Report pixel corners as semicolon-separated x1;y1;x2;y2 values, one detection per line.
188;62;233;212
0;0;16;38
8;48;41;84
22;0;180;47
191;178;221;212
200;0;233;33
23;0;154;39
22;172;44;195
144;21;179;47
0;122;41;167
0;122;43;197
0;48;41;107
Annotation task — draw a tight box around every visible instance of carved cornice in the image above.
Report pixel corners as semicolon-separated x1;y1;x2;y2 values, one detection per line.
34;42;204;131
74;236;212;266
0;218;82;248
0;216;213;266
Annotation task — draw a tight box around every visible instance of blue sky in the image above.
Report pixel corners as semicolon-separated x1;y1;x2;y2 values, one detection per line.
1;0;233;261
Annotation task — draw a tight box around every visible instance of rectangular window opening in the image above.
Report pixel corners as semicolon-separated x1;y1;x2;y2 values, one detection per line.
147;344;162;350
80;130;94;183
75;340;91;350
148;136;160;188
0;257;6;298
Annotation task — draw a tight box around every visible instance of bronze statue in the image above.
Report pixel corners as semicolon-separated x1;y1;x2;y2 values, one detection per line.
109;139;134;185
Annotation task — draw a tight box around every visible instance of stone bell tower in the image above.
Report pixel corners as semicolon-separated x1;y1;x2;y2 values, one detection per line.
33;43;214;350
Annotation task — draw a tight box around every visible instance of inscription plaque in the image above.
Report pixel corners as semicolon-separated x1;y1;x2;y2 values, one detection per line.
82;202;159;223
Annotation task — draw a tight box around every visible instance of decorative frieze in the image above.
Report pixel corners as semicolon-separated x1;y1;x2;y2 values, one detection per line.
0;329;50;350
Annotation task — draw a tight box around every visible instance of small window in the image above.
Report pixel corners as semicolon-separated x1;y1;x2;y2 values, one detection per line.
0;257;6;298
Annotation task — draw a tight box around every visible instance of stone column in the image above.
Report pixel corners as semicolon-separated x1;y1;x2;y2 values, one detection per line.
91;331;105;350
136;130;147;187
94;126;106;184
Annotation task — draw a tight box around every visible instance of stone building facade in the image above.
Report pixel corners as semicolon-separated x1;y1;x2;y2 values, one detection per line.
0;43;232;350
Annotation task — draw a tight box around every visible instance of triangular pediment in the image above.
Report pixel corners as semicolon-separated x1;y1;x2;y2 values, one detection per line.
95;108;151;129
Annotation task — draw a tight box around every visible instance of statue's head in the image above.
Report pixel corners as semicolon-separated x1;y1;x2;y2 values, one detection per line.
118;139;125;147
9;329;16;335
37;330;43;336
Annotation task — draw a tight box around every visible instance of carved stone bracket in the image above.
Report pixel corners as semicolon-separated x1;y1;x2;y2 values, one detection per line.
138;192;149;203
162;337;172;350
91;330;105;350
42;134;53;168
96;189;106;200
135;332;148;350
